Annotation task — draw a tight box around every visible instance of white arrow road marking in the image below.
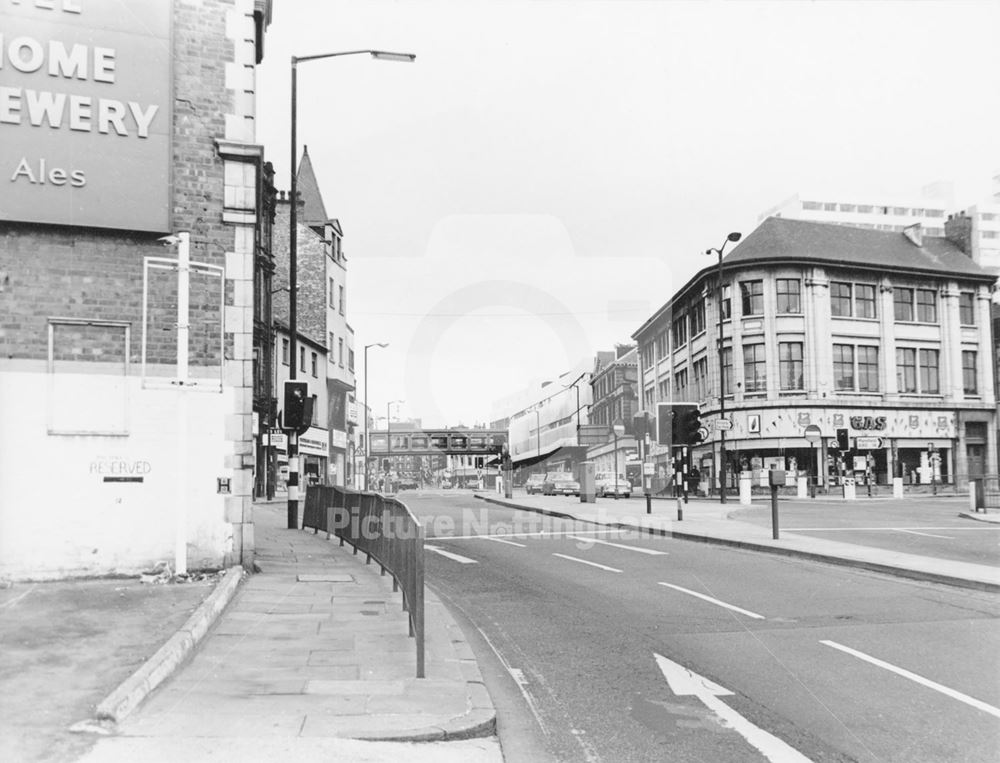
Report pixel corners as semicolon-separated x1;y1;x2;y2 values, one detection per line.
552;553;622;572
892;529;955;539
658;582;766;619
482;536;527;547
655;653;812;762
425;545;478;564
567;535;668;555
820;640;1000;719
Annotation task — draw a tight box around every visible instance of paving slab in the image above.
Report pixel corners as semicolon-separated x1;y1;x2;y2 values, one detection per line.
75;500;496;759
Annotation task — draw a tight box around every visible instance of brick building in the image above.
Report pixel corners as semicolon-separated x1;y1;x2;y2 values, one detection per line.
585;345;640;482
270;148;357;491
0;0;274;579
632;217;997;492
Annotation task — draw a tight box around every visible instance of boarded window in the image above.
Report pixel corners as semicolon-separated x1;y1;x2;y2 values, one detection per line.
48;319;129;435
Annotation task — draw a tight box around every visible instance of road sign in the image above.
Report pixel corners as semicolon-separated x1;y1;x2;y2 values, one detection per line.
697;426;710;442
643;462;655;476
855;436;883;450
716;418;733;431
804;424;822;443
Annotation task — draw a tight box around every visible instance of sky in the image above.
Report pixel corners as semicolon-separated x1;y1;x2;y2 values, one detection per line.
255;0;1000;428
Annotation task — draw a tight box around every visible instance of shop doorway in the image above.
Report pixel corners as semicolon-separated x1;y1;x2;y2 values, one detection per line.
967;443;986;479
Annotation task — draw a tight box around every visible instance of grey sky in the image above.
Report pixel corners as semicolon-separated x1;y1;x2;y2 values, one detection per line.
256;0;1000;427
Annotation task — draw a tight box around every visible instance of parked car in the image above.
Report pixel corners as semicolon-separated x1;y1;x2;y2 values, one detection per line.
397;476;419;490
595;472;630;498
524;473;547;495
542;471;580;496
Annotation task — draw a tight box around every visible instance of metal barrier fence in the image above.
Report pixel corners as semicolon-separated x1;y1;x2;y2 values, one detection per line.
302;486;425;678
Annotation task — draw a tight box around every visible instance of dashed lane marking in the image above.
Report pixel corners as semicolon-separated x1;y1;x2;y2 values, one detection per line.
424;545;478;564
821;640;1000;719
481;536;527;547
658;582;766;619
892;529;956;539
552;553;622;573
567;535;668;555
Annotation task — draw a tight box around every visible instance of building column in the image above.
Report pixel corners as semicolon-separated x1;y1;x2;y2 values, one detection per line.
880;279;898;396
941;283;963;401
977;287;996;404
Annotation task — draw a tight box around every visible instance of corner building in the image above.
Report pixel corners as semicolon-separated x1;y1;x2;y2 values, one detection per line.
633;217;997;491
0;1;273;579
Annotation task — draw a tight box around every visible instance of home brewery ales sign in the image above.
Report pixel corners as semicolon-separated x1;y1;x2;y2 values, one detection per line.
0;0;171;231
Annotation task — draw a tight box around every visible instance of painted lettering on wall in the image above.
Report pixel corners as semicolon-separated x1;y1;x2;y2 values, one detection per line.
0;0;171;230
849;415;887;431
89;458;152;476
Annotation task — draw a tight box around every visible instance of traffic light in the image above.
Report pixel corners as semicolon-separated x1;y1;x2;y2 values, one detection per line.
836;428;850;451
670;404;702;445
283;380;309;432
678;406;703;445
656;402;672;446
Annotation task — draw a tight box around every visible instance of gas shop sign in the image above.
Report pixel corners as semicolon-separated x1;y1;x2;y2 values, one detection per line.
0;0;171;232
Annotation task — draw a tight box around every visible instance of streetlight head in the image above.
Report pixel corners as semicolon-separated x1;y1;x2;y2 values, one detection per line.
370;51;416;63
377;342;389;348
704;249;713;256
727;232;742;243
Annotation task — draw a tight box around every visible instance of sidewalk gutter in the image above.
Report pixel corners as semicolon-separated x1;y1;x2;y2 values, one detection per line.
94;566;245;725
477;495;1000;594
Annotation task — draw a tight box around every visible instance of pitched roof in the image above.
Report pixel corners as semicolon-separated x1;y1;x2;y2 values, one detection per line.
295;146;329;228
724;216;993;280
631;216;995;342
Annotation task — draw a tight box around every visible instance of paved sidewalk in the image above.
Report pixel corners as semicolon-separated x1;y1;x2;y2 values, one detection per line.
77;501;501;762
476;492;1000;593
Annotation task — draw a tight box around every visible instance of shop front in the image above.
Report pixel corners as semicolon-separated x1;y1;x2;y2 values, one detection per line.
702;406;994;488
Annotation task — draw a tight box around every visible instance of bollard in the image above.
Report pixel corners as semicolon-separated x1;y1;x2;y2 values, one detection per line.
646;493;652;514
969;480;979;514
676;497;683;521
797;476;808;499
809;477;817;499
892;476;903;499
739;473;752;506
771;484;779;539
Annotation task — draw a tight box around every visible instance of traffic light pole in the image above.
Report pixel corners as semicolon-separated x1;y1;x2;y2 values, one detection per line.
287;58;300;531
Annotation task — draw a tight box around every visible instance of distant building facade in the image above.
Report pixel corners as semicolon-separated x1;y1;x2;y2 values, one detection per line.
632;217;997;491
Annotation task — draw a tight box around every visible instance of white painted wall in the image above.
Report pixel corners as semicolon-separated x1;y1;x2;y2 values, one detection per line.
0;368;234;580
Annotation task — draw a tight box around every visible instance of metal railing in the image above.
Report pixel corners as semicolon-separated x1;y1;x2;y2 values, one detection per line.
302;486;425;678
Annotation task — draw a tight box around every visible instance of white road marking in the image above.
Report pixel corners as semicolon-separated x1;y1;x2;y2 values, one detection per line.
552;553;622;573
567;535;668;555
658;582;766;620
655;653;811;762
469;623;552;738
482;536;527;547
424;545;478;564
0;584;36;610
820;640;1000;719
785;526;995;532
435;528;642;540
893;529;955;539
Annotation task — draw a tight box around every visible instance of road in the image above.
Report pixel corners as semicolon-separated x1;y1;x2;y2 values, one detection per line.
406;490;1000;762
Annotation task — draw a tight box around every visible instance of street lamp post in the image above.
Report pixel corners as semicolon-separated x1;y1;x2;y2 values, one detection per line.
286;48;414;528
611;420;625;500
704;231;742;504
386;400;404;492
363;342;388;491
533;409;541;466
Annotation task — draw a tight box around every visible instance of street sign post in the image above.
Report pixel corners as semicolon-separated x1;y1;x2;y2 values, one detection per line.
855;436;883;450
803;425;822;497
716;418;733;431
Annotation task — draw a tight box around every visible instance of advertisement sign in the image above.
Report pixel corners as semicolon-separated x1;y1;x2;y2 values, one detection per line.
0;2;172;231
